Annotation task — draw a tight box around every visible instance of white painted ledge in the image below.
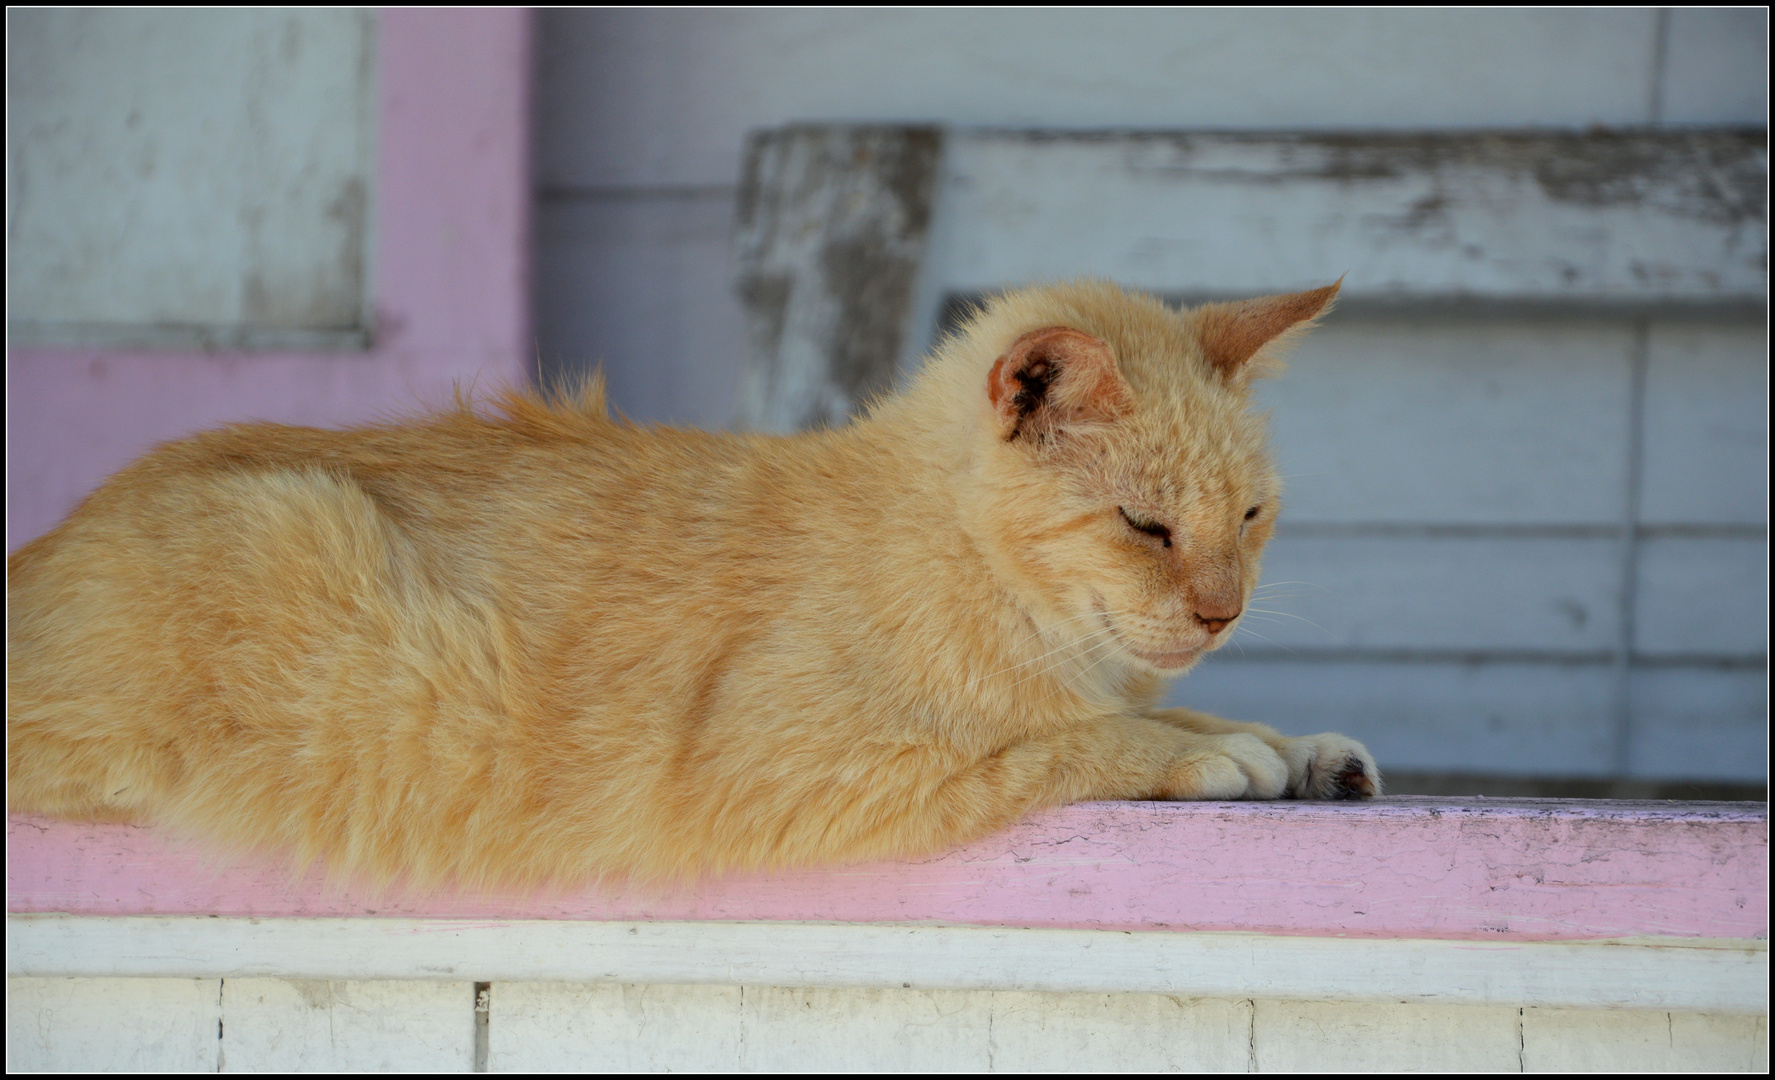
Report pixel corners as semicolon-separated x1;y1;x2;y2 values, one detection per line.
6;916;1767;1014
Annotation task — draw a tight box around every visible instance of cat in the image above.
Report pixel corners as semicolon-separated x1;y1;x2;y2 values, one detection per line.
6;280;1379;889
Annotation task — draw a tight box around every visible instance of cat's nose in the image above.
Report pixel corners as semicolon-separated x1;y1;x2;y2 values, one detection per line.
1195;609;1241;635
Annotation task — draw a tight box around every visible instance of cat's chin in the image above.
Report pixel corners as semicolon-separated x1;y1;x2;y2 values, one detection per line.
1086;596;1206;671
1128;645;1203;671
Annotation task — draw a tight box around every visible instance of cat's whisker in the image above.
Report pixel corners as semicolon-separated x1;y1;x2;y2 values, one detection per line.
1056;633;1130;693
975;613;1124;686
1244;607;1332;637
973;618;1125;693
1229;623;1287;649
1013;621;1133;691
1005;625;1124;692
995;608;1134;669
1252;580;1328;594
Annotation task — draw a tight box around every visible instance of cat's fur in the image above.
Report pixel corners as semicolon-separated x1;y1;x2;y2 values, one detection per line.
6;281;1378;888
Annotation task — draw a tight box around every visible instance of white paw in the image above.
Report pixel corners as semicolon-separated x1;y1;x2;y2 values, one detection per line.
1276;733;1382;799
1169;733;1290;800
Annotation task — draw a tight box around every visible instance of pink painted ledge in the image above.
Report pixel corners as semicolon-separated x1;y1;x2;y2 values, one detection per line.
8;798;1766;943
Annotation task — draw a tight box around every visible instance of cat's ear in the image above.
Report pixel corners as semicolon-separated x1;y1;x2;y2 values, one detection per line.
1192;280;1341;385
987;327;1132;442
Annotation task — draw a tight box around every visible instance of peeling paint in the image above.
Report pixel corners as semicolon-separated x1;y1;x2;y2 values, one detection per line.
944;129;1767;304
732;125;942;432
6;10;377;349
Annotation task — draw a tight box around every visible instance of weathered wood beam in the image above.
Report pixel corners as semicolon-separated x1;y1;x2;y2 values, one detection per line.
733;128;1764;429
938;129;1767;309
731;124;942;432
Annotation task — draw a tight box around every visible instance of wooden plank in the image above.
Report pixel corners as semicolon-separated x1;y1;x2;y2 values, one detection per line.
934;130;1767;308
1641;323;1769;526
1252;999;1522;1072
5;976;220;1072
1253;318;1638;526
1249;534;1625;652
985;991;1250;1072
1521;1007;1770;1072
7;916;1766;1012
731;124;942;431
19;977;1763;1073
730;126;1762;431
218;978;475;1072
491;982;743;1072
737;985;994;1072
9;799;1766;941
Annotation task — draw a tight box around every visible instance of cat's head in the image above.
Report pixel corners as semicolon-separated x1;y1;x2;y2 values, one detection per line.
944;280;1337;682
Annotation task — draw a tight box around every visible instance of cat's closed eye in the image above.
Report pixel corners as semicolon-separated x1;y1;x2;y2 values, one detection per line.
1244;506;1261;521
1118;506;1172;547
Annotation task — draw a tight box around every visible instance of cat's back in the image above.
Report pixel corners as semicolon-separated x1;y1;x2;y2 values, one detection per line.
4;388;823;836
6;384;868;716
10;389;775;599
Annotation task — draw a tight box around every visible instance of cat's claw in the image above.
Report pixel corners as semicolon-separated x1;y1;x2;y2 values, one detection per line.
1279;734;1382;799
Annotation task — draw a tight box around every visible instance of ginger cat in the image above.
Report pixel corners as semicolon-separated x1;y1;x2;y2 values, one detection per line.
6;281;1379;888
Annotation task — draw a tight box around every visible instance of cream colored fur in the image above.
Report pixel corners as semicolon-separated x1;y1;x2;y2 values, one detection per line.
6;281;1378;888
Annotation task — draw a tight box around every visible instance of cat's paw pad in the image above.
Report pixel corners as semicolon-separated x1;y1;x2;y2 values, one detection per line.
1166;733;1289;800
1280;734;1381;800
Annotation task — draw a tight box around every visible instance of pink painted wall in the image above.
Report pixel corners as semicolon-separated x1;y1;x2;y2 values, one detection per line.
6;9;535;553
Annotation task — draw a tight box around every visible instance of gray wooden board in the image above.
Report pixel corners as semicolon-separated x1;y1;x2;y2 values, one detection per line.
930;130;1766;307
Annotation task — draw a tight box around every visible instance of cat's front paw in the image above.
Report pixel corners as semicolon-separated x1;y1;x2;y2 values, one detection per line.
1276;733;1381;799
1164;733;1290;800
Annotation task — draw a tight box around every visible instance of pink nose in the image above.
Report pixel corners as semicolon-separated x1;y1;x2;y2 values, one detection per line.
1196;610;1240;635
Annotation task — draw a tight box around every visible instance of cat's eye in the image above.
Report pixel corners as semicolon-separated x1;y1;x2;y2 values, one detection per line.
1118;507;1172;547
1244;506;1261;521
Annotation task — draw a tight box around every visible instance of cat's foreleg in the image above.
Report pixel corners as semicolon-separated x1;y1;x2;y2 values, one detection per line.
780;718;1297;867
944;716;1293;811
1147;707;1381;799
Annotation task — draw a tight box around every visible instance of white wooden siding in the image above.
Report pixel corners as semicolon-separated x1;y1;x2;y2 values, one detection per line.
1639;324;1770;526
216;979;475;1073
534;10;1764;191
8;976;1767;1072
6;977;221;1072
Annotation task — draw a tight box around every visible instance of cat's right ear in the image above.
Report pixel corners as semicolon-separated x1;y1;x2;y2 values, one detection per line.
987;327;1131;442
1191;280;1340;387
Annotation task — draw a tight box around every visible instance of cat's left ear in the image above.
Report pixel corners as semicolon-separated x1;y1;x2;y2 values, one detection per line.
986;327;1132;442
1192;280;1341;386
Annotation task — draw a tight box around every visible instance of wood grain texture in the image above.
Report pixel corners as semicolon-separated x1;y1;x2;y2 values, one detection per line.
7;916;1766;1012
731;124;942;431
9;799;1765;941
5;976;220;1072
12;974;1766;1072
936;130;1767;308
217;978;474;1072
